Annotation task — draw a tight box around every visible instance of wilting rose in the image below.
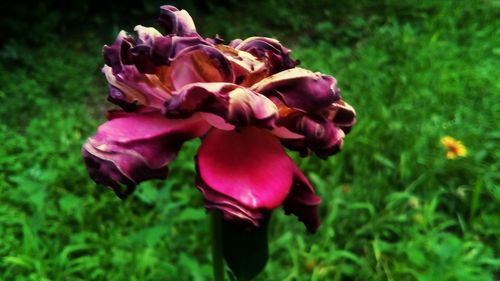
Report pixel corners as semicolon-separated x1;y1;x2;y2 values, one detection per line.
82;5;356;233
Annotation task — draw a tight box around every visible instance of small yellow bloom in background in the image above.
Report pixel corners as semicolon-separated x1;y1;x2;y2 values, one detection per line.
441;136;467;159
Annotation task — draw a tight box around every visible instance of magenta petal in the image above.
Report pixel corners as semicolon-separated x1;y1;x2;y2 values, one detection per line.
196;175;264;227
158;5;197;36
252;68;340;112
197;127;294;210
82;111;210;197
283;166;322;233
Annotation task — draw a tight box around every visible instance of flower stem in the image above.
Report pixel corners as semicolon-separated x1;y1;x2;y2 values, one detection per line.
211;211;225;281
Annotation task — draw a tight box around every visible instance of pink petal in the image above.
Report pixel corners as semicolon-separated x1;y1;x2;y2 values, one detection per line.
82;111;210;197
268;126;304;139
199;113;235;131
196;127;294;210
170;45;234;89
196;175;264;227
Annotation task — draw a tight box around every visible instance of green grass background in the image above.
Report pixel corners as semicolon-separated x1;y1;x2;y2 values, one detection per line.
0;0;499;280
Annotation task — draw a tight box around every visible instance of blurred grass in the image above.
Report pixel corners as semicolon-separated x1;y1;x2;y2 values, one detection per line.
0;1;499;280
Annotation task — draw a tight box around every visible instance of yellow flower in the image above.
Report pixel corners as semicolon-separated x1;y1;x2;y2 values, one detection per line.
441;136;467;159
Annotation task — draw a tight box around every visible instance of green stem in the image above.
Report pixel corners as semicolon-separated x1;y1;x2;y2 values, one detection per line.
211;211;225;281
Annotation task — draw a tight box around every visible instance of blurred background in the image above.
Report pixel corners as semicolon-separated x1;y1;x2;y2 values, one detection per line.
0;0;499;280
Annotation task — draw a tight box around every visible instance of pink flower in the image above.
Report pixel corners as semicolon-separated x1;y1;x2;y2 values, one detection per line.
82;5;356;233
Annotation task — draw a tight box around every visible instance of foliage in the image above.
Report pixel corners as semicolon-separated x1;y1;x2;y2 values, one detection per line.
1;1;499;280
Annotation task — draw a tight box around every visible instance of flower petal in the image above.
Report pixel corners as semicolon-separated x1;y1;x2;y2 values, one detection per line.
127;26;164;73
169;45;234;89
235;37;298;74
103;65;171;109
196;176;264;227
165;83;277;130
283;166;322;233
251;68;340;111
82;111;210;197
107;85;139;112
152;36;211;65
103;31;134;74
158;5;197;36
216;45;269;87
196;127;294;210
134;25;163;45
279;112;345;159
322;100;357;133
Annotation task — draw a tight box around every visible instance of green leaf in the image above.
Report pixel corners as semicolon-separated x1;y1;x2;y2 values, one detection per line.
176;208;206;222
221;215;270;281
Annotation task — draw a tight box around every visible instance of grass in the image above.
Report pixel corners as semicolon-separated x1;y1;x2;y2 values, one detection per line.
0;1;499;280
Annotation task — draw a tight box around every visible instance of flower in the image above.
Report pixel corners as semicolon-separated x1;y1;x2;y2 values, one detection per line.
440;136;467;159
82;5;356;233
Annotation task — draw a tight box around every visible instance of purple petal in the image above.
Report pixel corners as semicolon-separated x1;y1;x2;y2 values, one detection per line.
104;25;210;75
279;112;345;159
152;36;211;65
283;166;322;233
103;31;134;74
125;26;163;73
251;68;340;112
235;37;298;74
322;100;357;133
82;111;210;198
103;65;171;110
158;5;197;36
268;96;355;158
165;83;278;130
128;44;157;74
